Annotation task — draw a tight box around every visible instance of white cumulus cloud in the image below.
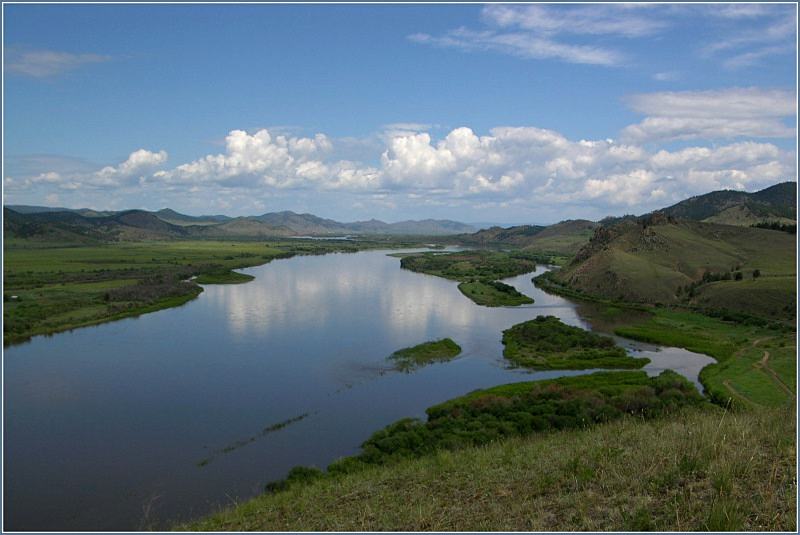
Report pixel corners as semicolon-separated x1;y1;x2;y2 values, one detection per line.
9;111;796;218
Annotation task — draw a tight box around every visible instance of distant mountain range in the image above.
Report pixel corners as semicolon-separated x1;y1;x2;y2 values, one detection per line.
3;206;478;242
4;182;795;246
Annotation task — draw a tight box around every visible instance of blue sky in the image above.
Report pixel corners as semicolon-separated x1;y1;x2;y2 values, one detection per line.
3;3;797;224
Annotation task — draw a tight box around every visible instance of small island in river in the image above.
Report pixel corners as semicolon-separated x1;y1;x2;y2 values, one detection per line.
388;338;462;372
502;315;650;370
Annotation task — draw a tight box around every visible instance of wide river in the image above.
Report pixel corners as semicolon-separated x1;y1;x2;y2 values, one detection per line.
4;248;715;531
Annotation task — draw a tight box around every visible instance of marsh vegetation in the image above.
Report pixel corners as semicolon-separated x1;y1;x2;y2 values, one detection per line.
502;315;649;370
388;338;462;372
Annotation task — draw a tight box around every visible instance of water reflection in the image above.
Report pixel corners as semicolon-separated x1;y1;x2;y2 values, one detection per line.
4;249;715;531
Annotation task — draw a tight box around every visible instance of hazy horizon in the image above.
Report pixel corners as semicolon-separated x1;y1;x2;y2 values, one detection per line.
5;179;794;228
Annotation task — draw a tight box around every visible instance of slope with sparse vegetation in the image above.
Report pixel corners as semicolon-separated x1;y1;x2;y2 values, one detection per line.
553;216;796;321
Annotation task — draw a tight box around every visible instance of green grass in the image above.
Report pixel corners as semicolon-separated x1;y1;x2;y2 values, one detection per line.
388;338;462;372
614;308;795;408
693;275;796;320
195;270;255;284
521;231;594;257
457;280;534;307
502;316;649;370
183;405;795;531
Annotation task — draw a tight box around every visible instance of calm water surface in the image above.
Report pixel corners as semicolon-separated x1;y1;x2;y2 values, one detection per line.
4;249;714;530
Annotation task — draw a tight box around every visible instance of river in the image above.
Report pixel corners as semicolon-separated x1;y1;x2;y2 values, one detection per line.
3;248;714;530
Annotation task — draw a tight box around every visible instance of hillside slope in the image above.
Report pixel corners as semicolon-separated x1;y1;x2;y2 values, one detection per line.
553;216;796;319
154;208;231;226
660;182;796;226
457;220;595;255
186;406;794;531
3;208;190;242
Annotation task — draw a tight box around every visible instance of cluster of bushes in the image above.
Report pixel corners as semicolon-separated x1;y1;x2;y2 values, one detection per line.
677;268;760;298
483;280;521;295
322;371;703;476
752;221;797;234
699;307;792;330
104;274;199;306
502;316;649;370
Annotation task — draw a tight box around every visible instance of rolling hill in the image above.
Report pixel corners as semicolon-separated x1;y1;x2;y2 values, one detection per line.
659;181;796;226
154;208;231;226
457;220;596;255
552;213;796;320
3;207;476;242
3;208;192;242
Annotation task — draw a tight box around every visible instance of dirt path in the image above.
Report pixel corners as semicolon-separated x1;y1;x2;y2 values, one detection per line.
753;349;795;399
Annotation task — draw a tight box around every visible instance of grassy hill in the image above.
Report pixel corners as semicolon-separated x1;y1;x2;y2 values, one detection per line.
521;219;597;255
554;217;796;320
154;208;231;226
456;219;595;257
660;182;796;226
185;405;794;531
3;207;191;243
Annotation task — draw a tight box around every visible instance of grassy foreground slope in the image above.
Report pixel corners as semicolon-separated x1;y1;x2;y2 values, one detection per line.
186;406;795;531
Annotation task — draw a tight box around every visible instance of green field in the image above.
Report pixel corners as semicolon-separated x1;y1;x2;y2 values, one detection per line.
388;338;462;372
3;238;415;344
614;308;795;408
502;316;649;370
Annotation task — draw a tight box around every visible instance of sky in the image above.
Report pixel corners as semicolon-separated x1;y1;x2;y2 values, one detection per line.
3;3;798;224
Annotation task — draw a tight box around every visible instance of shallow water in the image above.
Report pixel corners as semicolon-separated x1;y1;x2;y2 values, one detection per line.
3;248;714;530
